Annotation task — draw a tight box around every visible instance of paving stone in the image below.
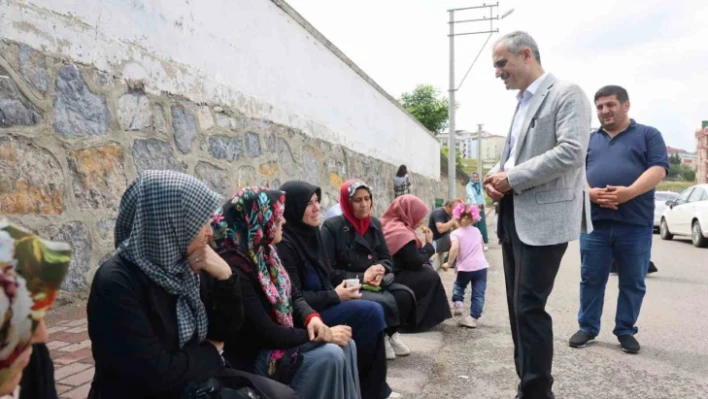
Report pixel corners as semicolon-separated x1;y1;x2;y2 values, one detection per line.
47;341;70;350
54;362;92;380
62;382;92;398
59;368;94;387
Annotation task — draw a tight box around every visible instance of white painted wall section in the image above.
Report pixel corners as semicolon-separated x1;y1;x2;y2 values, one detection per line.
0;0;440;179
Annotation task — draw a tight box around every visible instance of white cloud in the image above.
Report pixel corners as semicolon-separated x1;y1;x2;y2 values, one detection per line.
287;0;708;152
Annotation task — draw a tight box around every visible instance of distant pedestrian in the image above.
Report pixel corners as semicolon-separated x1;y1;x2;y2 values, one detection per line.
465;172;489;251
393;165;411;198
569;85;668;355
441;203;489;329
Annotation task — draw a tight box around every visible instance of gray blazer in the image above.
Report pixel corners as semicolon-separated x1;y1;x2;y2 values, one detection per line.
489;73;593;246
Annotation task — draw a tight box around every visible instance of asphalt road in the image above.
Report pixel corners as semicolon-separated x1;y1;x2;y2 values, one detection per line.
388;233;708;399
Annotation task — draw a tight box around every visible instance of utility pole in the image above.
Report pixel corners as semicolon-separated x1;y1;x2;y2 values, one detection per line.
477;123;484;178
446;3;505;200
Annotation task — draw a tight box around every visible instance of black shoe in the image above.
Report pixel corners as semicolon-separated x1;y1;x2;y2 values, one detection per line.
648;261;658;274
569;330;595;348
618;334;640;354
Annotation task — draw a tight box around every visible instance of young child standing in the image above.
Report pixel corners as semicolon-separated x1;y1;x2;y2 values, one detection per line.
442;203;489;328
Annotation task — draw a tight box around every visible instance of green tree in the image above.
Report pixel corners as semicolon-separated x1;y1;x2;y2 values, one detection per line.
400;85;450;134
441;146;463;168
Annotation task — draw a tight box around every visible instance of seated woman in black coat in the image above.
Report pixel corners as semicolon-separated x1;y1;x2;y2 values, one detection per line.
277;181;399;399
381;195;452;331
321;179;415;360
211;186;360;399
87;171;296;399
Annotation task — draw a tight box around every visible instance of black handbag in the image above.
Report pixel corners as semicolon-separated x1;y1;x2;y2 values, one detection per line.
183;378;263;399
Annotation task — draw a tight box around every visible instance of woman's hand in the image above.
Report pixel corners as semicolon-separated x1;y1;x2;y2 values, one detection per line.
335;282;362;302
441;262;450;272
0;345;33;395
424;229;433;244
188;246;232;281
329;325;352;347
206;339;225;353
307;317;332;342
363;265;385;286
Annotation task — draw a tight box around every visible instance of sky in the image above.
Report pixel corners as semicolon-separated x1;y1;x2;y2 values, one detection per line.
287;0;708;152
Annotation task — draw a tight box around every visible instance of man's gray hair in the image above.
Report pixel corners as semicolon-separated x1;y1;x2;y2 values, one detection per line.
495;31;541;65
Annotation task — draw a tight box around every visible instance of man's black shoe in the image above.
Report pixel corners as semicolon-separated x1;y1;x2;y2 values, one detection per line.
648;261;658;274
569;330;595;348
618;334;640;354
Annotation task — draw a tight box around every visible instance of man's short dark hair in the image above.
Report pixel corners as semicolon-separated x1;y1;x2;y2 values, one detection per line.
444;199;462;208
594;85;629;103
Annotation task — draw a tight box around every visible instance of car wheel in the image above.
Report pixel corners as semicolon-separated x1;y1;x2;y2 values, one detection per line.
691;220;707;248
660;218;673;240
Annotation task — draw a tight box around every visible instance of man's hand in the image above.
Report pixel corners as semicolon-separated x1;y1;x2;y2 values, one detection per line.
484;173;510;199
606;185;637;205
589;187;619;210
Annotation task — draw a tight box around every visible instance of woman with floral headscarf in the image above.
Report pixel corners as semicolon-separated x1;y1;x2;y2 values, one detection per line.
87;171;296;399
322;179;415;361
212;186;360;399
382;195;452;331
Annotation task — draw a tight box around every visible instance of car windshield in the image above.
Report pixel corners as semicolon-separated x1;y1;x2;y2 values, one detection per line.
655;192;679;201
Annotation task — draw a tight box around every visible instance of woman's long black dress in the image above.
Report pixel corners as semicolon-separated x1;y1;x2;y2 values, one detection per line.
392;241;452;331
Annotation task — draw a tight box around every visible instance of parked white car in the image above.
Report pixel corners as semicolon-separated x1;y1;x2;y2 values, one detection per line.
660;184;708;247
654;191;679;231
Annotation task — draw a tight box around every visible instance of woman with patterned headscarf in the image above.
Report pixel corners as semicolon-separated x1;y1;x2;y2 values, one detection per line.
212;186;360;399
382;195;452;331
322;179;415;361
87;171;296;399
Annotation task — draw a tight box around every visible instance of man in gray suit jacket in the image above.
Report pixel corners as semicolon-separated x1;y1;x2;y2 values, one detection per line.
483;31;592;399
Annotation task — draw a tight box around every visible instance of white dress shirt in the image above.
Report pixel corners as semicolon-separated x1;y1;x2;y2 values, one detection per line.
503;72;548;171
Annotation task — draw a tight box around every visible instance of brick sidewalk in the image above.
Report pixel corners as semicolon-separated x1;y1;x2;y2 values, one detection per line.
46;307;93;399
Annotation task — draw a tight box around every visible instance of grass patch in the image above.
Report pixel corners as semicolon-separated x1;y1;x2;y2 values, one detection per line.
657;180;694;193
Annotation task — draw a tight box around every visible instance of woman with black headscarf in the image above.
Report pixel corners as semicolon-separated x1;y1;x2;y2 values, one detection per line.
87;171;296;399
277;181;399;399
211;186;360;399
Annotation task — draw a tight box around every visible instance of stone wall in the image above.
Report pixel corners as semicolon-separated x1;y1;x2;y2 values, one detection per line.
0;39;454;291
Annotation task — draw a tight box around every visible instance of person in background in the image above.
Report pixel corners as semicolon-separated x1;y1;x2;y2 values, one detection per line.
277;180;399;399
428;199;463;254
393;165;412;198
212;186;360;399
466;172;490;251
322;179;415;361
441;204;489;329
382;194;452;331
569;85;668;354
